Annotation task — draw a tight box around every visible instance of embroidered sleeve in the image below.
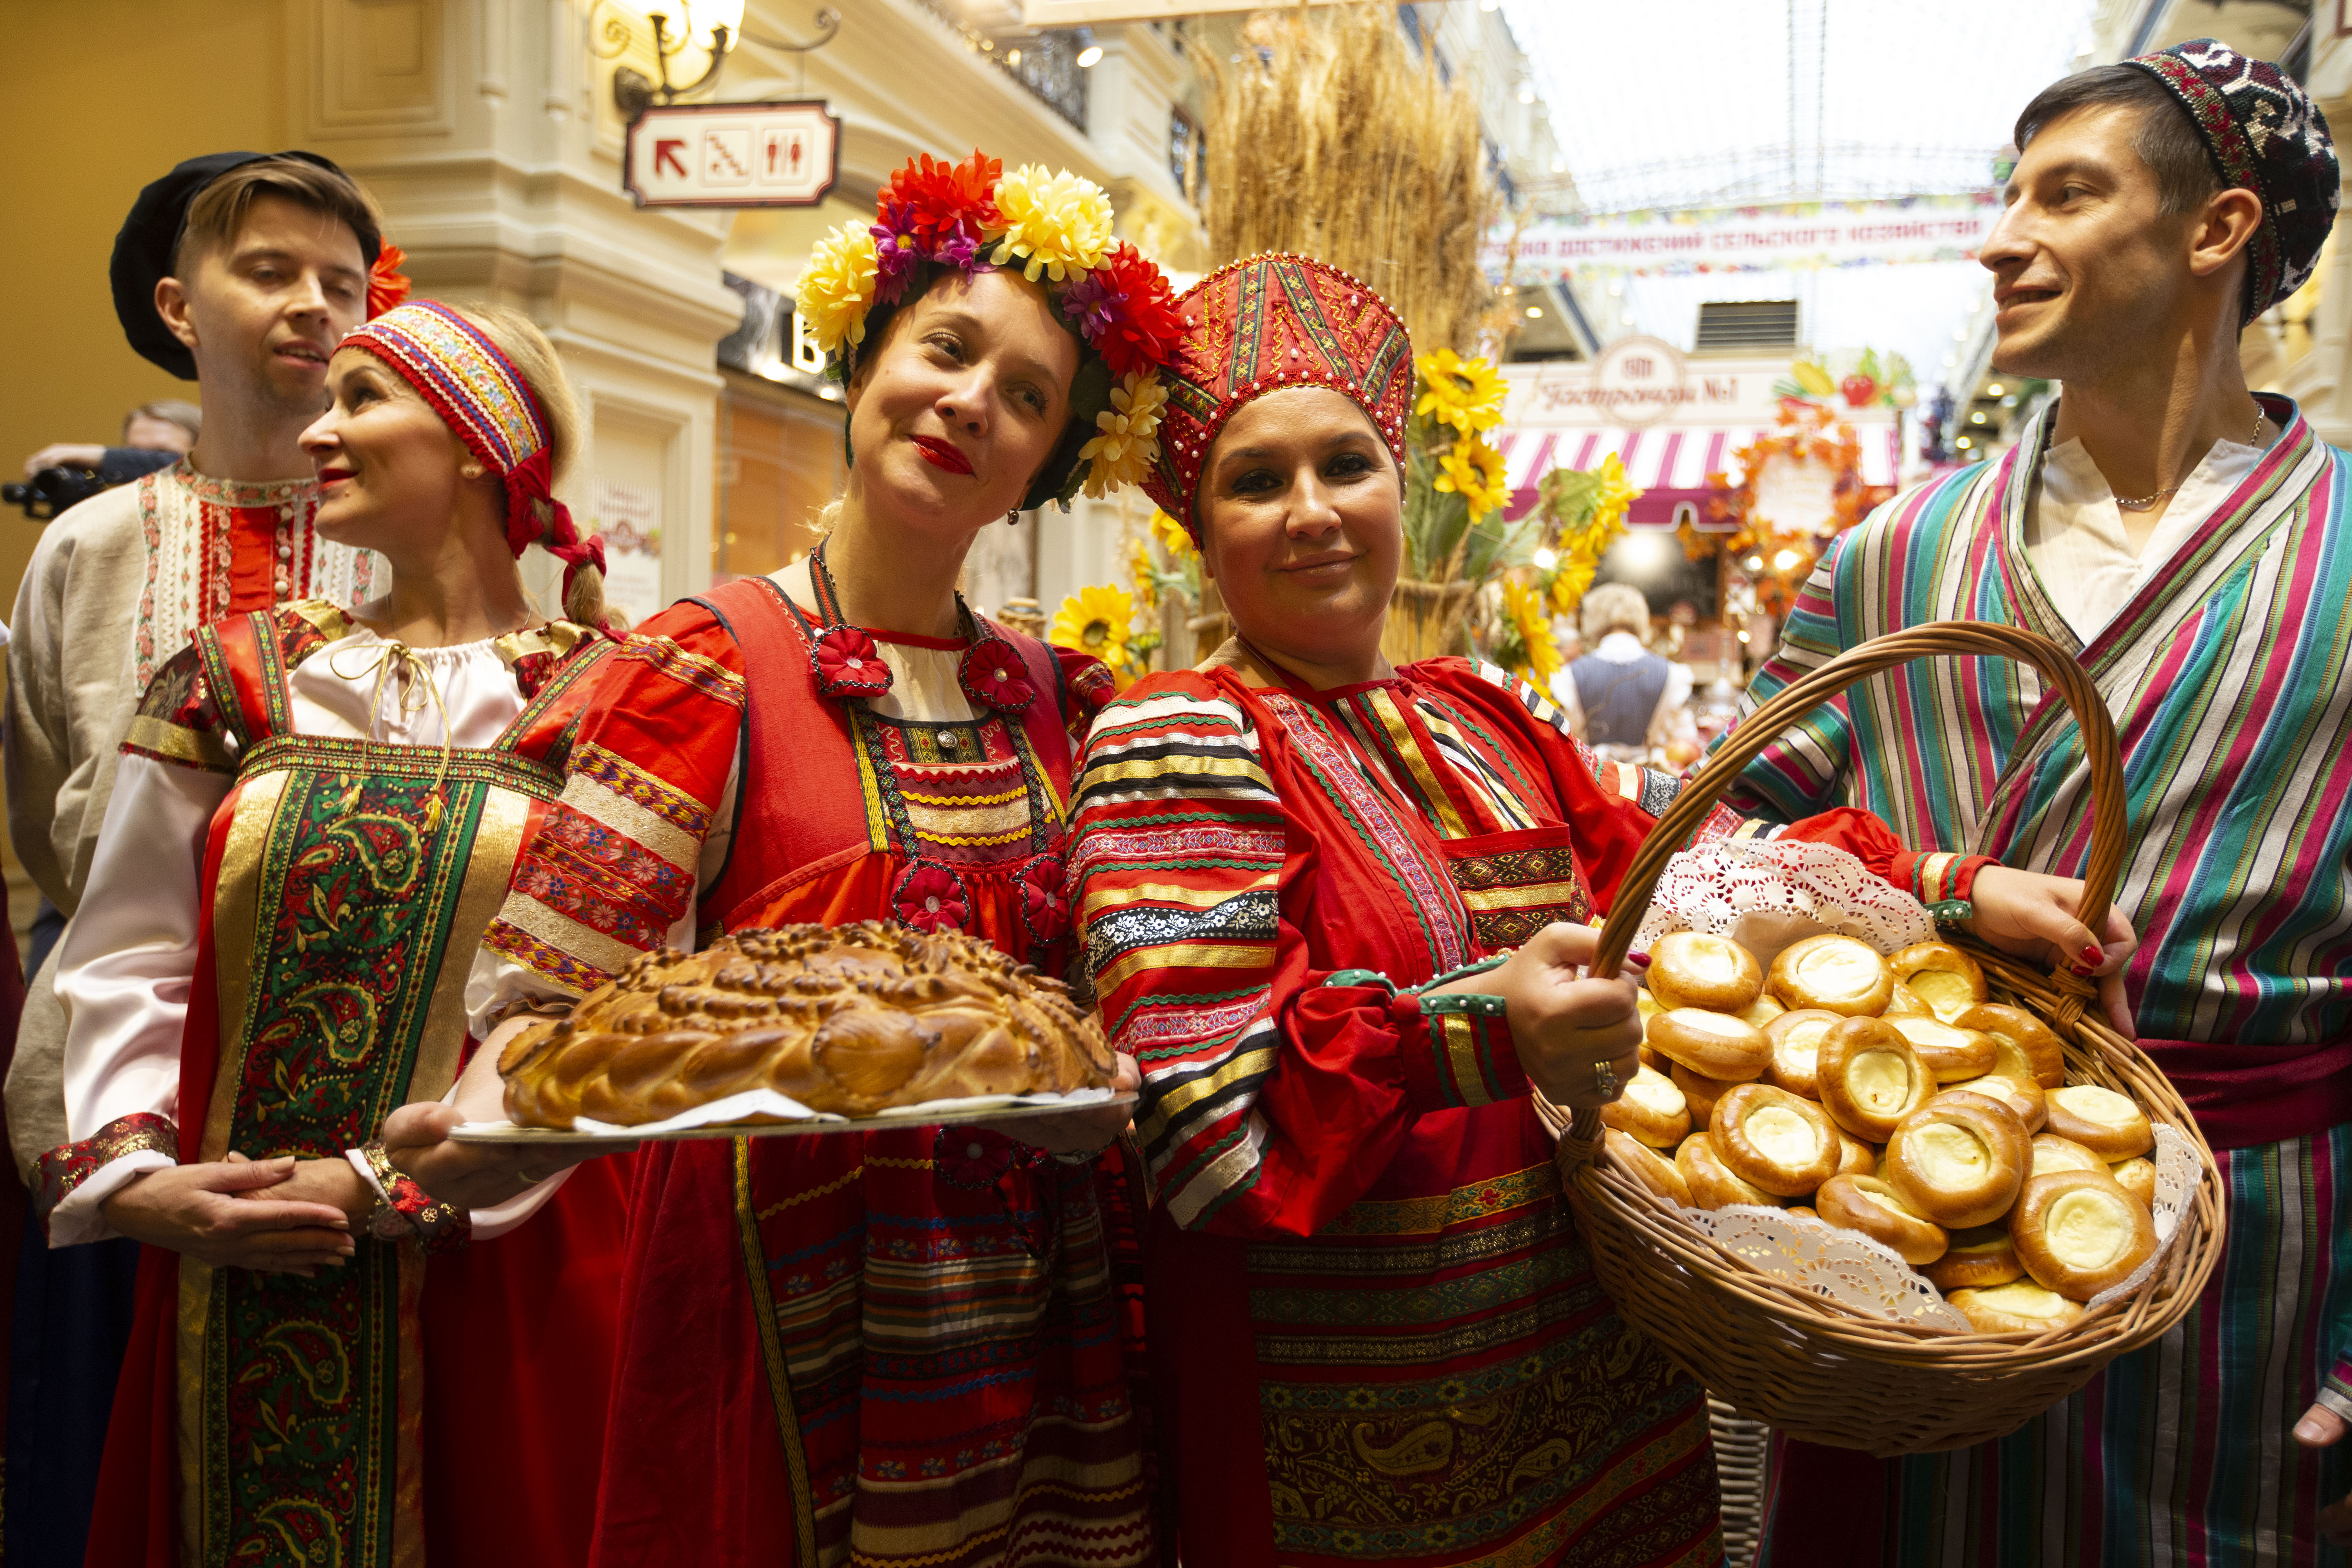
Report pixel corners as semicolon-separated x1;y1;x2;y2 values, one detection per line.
482;615;745;998
1071;677;1528;1239
119;642;234;773
34;1112;177;1239
1053;644;1118;741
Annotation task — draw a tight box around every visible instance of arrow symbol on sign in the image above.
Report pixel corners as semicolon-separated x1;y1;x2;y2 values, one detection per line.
654;138;687;178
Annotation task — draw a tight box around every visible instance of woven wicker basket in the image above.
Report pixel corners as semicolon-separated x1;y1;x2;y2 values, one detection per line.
1561;621;2226;1457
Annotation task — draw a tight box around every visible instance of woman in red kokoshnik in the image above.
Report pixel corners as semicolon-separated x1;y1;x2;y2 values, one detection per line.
42;301;629;1567
1066;254;2135;1567
390;152;1175;1566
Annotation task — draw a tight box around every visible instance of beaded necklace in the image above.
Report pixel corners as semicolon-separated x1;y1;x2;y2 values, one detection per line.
776;540;1065;950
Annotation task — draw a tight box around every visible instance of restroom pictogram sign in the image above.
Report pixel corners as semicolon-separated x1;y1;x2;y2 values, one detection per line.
624;100;840;209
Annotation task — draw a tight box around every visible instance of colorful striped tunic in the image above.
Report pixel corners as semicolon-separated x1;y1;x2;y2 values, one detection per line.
1070;655;1976;1568
1730;397;2352;1566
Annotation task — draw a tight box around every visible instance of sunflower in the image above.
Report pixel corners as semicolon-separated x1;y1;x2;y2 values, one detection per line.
1502;577;1563;686
1434;437;1509;521
1413;348;1508;436
1078;371;1166;499
1125;536;1159;609
1586;451;1639;536
1049;583;1137;673
1150;508;1196;560
797;222;880;354
1548;557;1597;617
988;165;1115;282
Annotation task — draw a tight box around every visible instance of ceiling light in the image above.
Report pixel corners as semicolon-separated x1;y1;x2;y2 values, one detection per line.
1480;0;1500;9
1956;435;1973;448
1551;159;1566;173
1986;383;2004;396
1076;44;1103;67
1744;554;1765;572
1620;312;1633;323
1006;48;1021;64
1952;326;1968;340
1533;547;1558;568
1773;549;1800;571
1607;282;1623;296
1526;306;1543;318
1970;411;1987;424
1942;354;1957;368
1737;629;1752;643
1518;87;1535;104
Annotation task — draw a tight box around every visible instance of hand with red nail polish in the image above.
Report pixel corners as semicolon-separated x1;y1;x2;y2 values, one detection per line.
1965;866;2141;1037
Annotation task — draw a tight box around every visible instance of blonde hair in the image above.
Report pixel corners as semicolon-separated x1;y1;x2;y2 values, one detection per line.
446;304;612;630
1580;582;1652;644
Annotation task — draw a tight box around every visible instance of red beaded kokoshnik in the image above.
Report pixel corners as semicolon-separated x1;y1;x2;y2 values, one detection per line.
1141;251;1416;539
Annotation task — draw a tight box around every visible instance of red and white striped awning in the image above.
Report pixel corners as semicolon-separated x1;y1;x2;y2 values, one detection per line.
1500;422;1903;527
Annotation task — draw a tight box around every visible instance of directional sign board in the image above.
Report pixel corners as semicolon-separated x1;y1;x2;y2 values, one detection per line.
624;100;840;210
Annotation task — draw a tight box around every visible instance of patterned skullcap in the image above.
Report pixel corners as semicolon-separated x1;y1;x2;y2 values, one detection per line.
1142;253;1415;537
2125;38;2339;323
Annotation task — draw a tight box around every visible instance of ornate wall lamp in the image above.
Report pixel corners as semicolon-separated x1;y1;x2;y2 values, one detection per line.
594;0;841;118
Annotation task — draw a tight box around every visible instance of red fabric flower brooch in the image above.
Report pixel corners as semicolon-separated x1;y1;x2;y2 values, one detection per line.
1018;853;1068;945
957;635;1036;714
892;863;970;933
813;625;893;701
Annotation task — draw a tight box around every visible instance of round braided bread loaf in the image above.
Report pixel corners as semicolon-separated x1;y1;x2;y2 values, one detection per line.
500;921;1114;1127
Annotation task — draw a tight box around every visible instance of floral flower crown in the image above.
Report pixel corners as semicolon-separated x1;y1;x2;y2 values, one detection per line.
796;149;1180;510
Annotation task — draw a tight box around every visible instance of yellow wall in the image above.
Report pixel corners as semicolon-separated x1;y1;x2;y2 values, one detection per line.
0;0;288;613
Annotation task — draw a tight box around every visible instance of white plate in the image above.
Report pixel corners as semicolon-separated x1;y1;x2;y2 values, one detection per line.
449;1090;1137;1145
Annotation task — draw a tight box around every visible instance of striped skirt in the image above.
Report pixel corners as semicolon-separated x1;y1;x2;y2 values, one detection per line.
1756;1125;2352;1567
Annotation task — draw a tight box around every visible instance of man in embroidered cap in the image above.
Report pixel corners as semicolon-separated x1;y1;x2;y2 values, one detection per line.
1;151;389;1563
1724;40;2352;1567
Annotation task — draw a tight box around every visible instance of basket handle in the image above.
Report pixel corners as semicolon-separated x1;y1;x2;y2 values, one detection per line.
1561;621;2128;1158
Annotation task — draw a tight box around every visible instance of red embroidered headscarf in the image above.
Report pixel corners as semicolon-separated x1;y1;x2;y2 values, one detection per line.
339;300;605;599
1140;252;1416;540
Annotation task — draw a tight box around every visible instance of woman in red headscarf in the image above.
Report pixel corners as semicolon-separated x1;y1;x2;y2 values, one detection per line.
43;300;628;1568
1065;253;2136;1568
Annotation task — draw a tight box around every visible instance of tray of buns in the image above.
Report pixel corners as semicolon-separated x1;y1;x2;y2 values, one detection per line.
1552;621;2223;1458
465;921;1132;1143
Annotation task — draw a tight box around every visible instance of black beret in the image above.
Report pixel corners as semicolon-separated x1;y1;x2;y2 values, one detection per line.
110;150;380;379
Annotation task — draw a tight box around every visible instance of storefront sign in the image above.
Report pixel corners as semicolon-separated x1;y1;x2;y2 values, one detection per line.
1489;196;1999;279
624;100;839;209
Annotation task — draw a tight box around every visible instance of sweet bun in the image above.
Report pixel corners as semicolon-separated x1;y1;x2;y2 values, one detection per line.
1889;1017;1998;1083
1891;941;1989;1022
1814;1018;1930;1141
1710;1084;1841;1197
1738;993;1788;1029
2110;1156;2158;1208
1646;1009;1771;1082
2029;1133;2108;1178
1669;1060;1736;1128
1883;1094;2029;1229
1647;931;1765;1013
1769;935;1895;1016
1925;1224;2024;1291
1606;1128;1693;1207
1676;1132;1780;1210
1947;1279;2085;1335
1787;1205;1819;1220
1763;1009;1841;1099
1835;1128;1876;1177
2010;1169;2158;1300
1953;1004;2066;1089
1814;1174;1948;1265
1598;1065;1691;1148
1963;1073;2048;1133
1882;982;1933;1019
2043;1085;2154;1160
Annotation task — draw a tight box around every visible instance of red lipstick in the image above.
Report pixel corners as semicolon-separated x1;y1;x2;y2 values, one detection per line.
910;435;973;476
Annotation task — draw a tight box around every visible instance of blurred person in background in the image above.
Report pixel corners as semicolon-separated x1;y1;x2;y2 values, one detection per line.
2;150;390;1568
1725;41;2352;1567
19;399;202;489
1552;581;1695;765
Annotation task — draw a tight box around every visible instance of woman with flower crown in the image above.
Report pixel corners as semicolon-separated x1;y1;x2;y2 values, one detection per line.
382;151;1176;1567
1064;254;2135;1568
43;301;630;1568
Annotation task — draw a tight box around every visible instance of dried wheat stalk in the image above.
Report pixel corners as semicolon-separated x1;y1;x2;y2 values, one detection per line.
1199;4;1498;356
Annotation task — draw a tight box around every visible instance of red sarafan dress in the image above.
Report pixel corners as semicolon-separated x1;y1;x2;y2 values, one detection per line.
1068;654;1988;1568
477;560;1158;1568
49;603;635;1568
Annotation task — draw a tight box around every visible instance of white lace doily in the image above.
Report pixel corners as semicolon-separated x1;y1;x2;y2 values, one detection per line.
1627;837;1934;966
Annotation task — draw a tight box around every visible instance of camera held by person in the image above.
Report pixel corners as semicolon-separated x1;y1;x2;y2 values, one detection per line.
7;400;201;519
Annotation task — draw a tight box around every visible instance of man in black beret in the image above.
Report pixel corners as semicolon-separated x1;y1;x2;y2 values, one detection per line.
1717;39;2352;1566
2;150;390;1565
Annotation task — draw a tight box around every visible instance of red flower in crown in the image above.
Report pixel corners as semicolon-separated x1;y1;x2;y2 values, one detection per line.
881;149;1003;257
958;637;1037;713
1019;853;1068;944
893;863;970;934
1080;243;1186;379
367;243;412;319
812;625;892;701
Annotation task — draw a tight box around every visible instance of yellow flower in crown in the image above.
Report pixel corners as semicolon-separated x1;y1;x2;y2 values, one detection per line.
1548;557;1597;616
1414;348;1508;436
1049;583;1137;669
1078;371;1167;499
797;221;881;353
988;166;1115;283
1503;577;1563;686
1434;437;1509;521
1149;508;1196;561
